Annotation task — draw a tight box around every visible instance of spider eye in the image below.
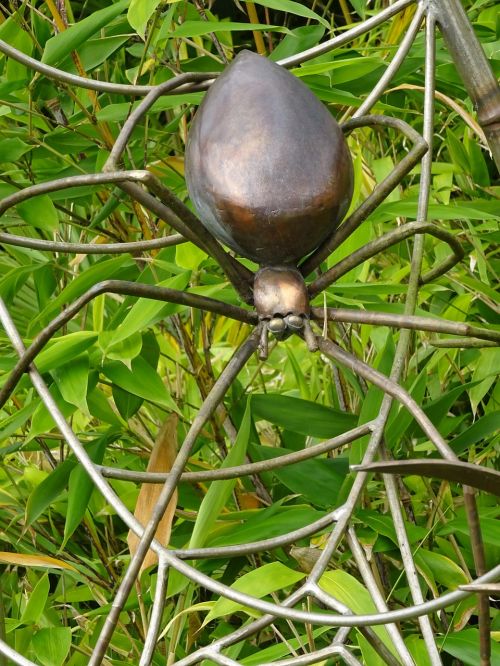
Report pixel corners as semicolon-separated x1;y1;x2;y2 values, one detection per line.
185;50;353;266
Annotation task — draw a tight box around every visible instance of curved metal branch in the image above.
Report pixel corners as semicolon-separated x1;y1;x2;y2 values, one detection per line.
0;39;213;95
310;307;500;344
300;115;427;277
99;422;373;483
0;231;185;254
0;280;256;411
317;336;455;460
353;4;425;118
352;459;500;496
277;0;417;68
308;221;464;297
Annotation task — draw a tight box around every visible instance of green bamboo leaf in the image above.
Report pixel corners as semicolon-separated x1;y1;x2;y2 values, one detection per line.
251;394;356;438
438;629;500;666
127;0;162;39
319;571;395;656
36;332;98;374
253;0;330;28
107;272;190;346
26;457;77;526
42;1;128;66
52;353;89;412
189;400;252;549
20;573;49;625
16;195;58;232
62;436;108;546
170;21;290;38
103;356;178;411
205;562;305;623
31;627;72;666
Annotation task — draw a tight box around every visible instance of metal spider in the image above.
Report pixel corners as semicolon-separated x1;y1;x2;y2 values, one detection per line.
0;1;499;665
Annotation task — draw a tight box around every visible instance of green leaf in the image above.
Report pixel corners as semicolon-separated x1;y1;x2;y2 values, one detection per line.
450;412;500;454
32;255;131;327
438;628;500;666
127;0;162;39
31;627;72;666
103;356;178;411
63;435;108;546
20;573;49;625
107;272;190;346
52;353;89;413
319;570;394;655
248;442;347;507
0;137;32;163
26;457;77;526
36;332;98;374
251;394;357;438
16;195;58;232
269;25;325;62
42;1;129;66
205;562;305;623
170;21;289;38
414;549;468;589
190;400;252;548
253;0;330;29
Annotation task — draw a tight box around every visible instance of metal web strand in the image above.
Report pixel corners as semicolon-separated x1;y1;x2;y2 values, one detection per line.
0;1;499;665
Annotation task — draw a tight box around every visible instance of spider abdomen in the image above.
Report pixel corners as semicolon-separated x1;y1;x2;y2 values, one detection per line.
185;50;353;266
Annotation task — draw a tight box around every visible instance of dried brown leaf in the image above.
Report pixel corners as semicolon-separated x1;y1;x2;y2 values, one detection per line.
128;414;178;572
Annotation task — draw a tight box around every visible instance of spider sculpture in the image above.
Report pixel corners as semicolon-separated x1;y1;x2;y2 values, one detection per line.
0;1;499;665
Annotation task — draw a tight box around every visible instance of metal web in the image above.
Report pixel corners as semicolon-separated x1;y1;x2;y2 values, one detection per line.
0;1;499;665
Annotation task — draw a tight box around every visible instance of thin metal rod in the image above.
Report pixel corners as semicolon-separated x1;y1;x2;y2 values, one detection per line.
89;328;261;666
0;170;155;215
99;422;373;483
433;0;500;170
0;40;212;95
0;279;256;411
301;116;427;277
265;644;364;666
347;527;415;666
139;556;169;666
277;0;417;68
104;76;211;170
353;460;500;496
317;337;454;460
308;221;464;297
353;5;425;118
0;231;185;254
379;17;442;664
0;640;36;666
310;307;500;343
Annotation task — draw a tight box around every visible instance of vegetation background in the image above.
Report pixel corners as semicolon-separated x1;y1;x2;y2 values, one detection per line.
0;0;498;664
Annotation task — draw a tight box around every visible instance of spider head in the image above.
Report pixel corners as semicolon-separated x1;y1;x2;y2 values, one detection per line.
253;266;310;338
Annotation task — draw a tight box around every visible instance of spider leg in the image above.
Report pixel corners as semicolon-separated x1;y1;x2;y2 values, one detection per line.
308;221;464;297
0;280;256;410
300;115;427;278
310;307;500;345
0;170;188;252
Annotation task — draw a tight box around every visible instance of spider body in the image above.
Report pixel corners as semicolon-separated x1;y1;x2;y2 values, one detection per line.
185;50;354;267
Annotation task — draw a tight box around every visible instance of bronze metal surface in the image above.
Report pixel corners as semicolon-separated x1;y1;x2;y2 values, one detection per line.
185;50;353;265
353;459;500;496
253;266;309;320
